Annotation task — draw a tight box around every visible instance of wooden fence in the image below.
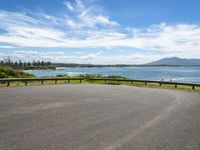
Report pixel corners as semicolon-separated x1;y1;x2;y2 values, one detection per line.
89;78;200;90
0;78;84;86
0;77;199;90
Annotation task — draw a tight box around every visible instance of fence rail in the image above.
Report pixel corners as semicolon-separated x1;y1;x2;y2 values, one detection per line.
0;78;84;86
89;78;200;90
0;77;199;90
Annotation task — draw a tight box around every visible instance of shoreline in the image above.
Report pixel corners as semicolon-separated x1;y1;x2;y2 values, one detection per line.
53;65;200;68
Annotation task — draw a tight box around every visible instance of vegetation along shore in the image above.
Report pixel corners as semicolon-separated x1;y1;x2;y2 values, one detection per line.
0;68;199;92
0;58;55;70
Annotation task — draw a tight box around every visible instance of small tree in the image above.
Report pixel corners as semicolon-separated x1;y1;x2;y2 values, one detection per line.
27;62;31;67
14;61;18;69
18;60;23;68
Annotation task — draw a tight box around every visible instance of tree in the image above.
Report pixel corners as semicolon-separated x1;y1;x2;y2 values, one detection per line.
47;61;51;66
0;60;5;67
18;60;23;68
23;62;27;68
32;60;36;66
41;61;45;66
36;60;40;66
14;61;18;69
27;62;31;67
0;59;52;69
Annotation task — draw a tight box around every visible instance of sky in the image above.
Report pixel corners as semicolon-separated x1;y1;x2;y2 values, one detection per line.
0;0;200;64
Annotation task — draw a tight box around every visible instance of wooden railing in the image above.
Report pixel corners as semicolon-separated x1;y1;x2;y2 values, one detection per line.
89;78;200;90
0;78;84;86
0;77;199;90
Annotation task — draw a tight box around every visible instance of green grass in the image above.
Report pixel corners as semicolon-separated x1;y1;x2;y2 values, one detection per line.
0;67;35;78
0;79;199;92
0;70;199;92
86;80;200;92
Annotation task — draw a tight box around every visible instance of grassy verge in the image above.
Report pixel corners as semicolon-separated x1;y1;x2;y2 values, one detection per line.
1;79;199;92
0;67;35;78
0;72;199;92
88;80;200;92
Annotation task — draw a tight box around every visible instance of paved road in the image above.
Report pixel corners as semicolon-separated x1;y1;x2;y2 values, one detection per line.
0;84;200;150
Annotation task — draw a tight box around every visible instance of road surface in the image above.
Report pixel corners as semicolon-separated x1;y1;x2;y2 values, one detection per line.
0;84;200;150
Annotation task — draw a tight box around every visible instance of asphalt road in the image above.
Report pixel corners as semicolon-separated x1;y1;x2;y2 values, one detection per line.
0;84;200;150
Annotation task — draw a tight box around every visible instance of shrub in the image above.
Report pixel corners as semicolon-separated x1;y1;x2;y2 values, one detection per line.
57;74;69;77
0;67;35;78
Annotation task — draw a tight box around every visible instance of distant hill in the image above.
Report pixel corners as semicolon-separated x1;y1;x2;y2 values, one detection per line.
146;57;200;66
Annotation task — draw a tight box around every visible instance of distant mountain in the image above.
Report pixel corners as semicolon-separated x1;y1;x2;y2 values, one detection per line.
146;57;200;66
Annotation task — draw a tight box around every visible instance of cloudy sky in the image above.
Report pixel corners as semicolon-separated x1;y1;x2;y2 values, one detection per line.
0;0;200;64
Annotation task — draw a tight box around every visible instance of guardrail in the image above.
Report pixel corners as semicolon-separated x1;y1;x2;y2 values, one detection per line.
0;78;84;86
89;78;200;90
0;77;199;90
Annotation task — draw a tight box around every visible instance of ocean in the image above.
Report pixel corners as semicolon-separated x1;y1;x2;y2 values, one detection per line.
26;67;200;84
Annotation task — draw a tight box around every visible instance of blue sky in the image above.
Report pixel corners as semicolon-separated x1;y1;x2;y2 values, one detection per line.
0;0;200;64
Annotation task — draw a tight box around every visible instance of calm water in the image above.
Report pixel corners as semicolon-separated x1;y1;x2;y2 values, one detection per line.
26;67;200;84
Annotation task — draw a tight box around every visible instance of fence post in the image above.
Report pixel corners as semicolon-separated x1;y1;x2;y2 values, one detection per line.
55;80;57;84
68;80;70;83
105;80;107;84
7;82;10;86
80;79;82;83
159;83;162;86
41;80;44;85
145;82;147;85
175;84;177;88
192;85;195;90
25;81;28;86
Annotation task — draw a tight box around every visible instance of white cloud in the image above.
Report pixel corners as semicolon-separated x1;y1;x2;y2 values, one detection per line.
0;0;200;61
0;50;178;64
0;51;65;62
6;26;65;39
0;50;103;63
126;23;200;56
64;0;119;29
82;50;103;60
63;1;74;12
0;45;15;48
95;15;118;27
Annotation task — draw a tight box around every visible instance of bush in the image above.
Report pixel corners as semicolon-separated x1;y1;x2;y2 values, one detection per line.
0;72;9;78
107;75;126;79
78;74;102;81
56;74;69;77
0;67;35;78
77;74;127;81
